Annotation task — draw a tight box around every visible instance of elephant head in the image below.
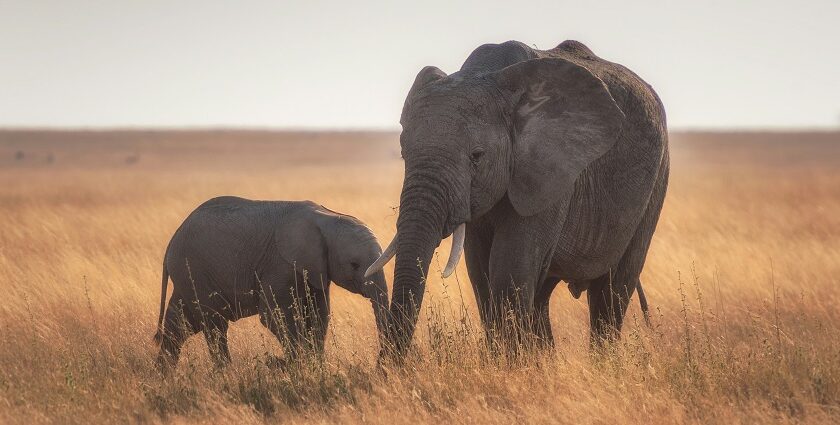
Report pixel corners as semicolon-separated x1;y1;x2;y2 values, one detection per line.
314;211;390;348
366;56;625;358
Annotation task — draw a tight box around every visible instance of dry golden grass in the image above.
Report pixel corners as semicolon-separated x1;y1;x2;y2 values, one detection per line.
1;129;839;424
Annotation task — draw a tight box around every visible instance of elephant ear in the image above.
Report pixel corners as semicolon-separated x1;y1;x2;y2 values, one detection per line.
410;66;447;93
289;213;332;291
401;66;447;122
493;58;625;216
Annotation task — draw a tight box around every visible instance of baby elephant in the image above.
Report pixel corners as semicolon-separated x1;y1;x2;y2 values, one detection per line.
153;196;389;369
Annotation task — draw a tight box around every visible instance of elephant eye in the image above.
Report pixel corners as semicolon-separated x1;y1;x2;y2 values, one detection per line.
350;262;360;270
470;149;485;163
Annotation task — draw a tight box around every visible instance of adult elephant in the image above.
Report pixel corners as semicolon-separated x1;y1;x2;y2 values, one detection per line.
367;40;669;358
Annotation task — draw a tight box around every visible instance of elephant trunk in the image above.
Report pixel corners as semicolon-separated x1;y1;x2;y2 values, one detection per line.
364;270;390;349
384;175;450;359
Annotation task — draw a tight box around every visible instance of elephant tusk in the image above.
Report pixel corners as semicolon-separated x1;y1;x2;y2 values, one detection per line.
442;223;465;278
365;234;397;278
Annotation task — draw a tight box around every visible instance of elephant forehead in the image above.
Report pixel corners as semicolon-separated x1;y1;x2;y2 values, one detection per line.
404;81;501;121
403;96;472;122
399;123;471;154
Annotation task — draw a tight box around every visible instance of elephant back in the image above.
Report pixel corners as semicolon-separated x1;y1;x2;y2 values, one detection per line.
459;40;538;75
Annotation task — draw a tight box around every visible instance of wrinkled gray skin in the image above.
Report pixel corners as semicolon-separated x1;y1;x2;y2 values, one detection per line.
154;196;389;369
380;40;669;358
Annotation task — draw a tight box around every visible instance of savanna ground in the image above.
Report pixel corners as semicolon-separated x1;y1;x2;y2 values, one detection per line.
1;129;840;424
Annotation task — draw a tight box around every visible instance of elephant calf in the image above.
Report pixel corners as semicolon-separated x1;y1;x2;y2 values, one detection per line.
153;196;389;369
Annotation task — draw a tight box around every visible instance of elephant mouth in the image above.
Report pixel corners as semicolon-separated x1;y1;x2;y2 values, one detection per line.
365;221;466;279
442;214;469;238
441;222;460;238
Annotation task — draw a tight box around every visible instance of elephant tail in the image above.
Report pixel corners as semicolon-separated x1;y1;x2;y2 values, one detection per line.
153;262;169;344
637;280;651;327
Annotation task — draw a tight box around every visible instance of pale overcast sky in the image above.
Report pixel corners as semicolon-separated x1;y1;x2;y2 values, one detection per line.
1;1;838;129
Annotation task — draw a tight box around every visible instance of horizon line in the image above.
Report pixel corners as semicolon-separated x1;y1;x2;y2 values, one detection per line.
1;125;839;134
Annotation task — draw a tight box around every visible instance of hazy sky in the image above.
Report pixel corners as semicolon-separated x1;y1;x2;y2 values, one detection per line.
2;1;838;129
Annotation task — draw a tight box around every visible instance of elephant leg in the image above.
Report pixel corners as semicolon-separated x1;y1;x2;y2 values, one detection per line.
484;265;537;354
303;285;330;355
255;269;303;361
202;313;231;367
489;233;551;353
486;208;558;353
587;269;635;347
532;277;560;349
156;296;199;371
258;300;293;355
464;220;493;330
260;297;304;363
284;280;329;358
257;271;330;362
589;155;668;347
